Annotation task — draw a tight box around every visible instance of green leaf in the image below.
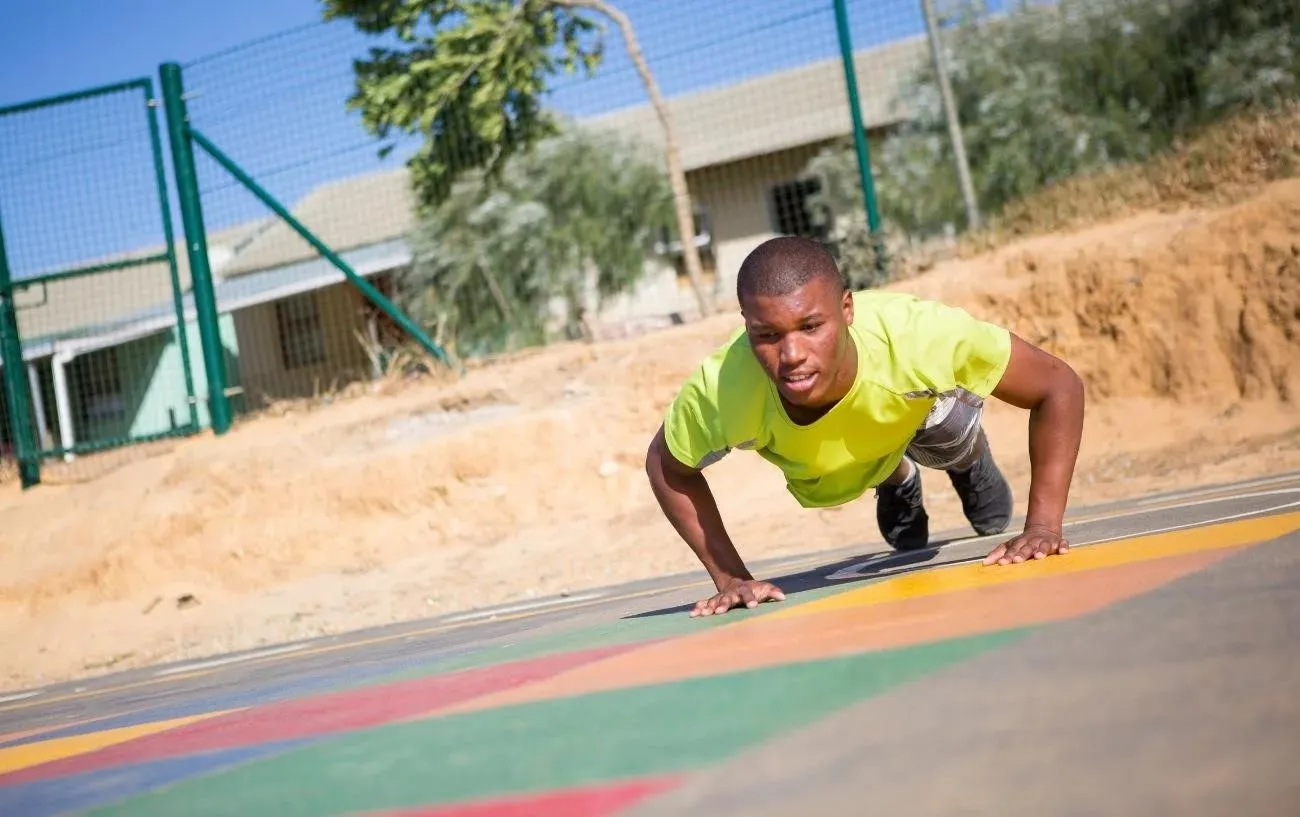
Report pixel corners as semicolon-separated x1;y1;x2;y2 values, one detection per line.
329;0;610;209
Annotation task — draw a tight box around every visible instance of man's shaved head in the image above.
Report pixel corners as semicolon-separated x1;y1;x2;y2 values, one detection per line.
736;236;846;303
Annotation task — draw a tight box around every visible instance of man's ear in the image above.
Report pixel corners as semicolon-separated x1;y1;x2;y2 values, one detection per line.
841;288;854;324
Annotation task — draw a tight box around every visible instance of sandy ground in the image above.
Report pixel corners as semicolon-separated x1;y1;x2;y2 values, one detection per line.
1;177;1298;693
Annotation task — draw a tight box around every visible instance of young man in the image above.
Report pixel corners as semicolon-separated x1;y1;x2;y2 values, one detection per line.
645;236;1085;617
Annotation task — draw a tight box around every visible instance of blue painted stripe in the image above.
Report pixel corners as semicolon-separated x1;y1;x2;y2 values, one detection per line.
0;738;315;817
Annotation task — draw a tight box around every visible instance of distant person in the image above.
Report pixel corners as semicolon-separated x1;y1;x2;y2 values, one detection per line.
645;236;1085;617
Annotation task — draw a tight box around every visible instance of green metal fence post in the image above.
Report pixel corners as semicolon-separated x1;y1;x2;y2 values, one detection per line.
159;62;231;436
144;78;200;432
832;0;888;275
0;209;40;488
187;128;455;371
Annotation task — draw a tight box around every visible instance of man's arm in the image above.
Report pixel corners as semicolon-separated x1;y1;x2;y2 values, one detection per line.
645;425;785;615
984;332;1086;565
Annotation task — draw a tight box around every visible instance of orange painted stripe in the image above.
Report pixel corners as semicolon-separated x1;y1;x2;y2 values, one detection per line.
442;547;1232;715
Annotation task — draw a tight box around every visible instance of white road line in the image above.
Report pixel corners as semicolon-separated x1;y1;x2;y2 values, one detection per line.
0;691;40;704
441;591;607;624
1061;488;1300;531
825;490;1300;581
152;644;309;677
1128;473;1300;507
1068;499;1300;549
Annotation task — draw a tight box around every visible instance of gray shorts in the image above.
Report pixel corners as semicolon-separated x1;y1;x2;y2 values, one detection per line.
906;388;985;470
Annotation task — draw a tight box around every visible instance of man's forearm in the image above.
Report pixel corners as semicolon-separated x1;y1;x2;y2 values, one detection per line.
646;441;751;589
1024;369;1086;532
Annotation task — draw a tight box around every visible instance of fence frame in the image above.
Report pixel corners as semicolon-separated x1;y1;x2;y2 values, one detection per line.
0;77;203;488
157;62;453;375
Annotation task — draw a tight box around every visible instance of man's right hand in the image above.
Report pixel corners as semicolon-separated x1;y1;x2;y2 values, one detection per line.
690;578;786;617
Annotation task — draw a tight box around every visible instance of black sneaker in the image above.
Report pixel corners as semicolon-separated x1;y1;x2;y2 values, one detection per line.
875;464;929;550
947;446;1013;536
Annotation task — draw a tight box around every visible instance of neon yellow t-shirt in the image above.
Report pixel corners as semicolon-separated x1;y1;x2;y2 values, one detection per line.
662;290;1012;508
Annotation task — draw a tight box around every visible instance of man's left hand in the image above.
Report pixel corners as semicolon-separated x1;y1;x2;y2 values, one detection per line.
983;524;1069;566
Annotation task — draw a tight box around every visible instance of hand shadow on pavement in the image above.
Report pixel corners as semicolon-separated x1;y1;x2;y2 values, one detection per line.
623;536;974;619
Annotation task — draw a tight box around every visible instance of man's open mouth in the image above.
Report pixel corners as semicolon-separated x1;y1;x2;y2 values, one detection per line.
781;372;817;393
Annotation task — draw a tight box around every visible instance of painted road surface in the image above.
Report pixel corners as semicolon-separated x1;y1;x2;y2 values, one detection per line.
1;472;1298;816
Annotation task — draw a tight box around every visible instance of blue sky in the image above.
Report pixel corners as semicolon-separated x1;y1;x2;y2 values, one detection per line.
0;0;968;281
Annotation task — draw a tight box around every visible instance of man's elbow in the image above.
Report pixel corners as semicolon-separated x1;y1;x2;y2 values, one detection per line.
645;426;668;481
1058;359;1085;399
1046;357;1086;413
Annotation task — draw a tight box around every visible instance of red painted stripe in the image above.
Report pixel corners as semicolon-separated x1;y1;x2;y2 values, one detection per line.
366;775;682;817
2;641;652;786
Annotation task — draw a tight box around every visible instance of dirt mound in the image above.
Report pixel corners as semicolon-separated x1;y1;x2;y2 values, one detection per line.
2;178;1299;691
901;178;1300;404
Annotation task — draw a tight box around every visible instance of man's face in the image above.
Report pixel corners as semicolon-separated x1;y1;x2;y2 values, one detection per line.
741;274;855;409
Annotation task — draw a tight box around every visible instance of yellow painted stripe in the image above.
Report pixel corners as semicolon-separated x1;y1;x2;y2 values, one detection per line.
0;710;236;775
773;511;1300;620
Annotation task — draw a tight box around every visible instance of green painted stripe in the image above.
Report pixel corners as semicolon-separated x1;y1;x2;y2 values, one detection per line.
87;628;1030;817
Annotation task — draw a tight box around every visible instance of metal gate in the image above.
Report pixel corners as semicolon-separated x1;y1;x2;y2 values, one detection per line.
0;78;201;487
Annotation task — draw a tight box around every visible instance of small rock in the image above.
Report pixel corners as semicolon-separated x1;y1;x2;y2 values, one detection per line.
598;460;619;478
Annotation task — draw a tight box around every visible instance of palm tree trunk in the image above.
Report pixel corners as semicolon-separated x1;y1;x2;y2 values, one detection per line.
554;0;715;317
476;253;515;323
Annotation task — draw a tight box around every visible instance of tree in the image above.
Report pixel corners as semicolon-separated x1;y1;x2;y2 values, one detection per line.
322;0;716;316
399;124;674;358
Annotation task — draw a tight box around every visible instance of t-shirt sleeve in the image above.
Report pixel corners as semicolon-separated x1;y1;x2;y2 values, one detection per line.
662;365;732;470
901;297;1013;398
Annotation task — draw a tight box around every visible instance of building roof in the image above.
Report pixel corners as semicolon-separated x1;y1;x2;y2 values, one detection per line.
20;237;408;361
218;167;417;277
13;219;267;350
581;34;927;171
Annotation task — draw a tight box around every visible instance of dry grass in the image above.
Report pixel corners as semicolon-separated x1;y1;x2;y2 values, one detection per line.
960;103;1300;255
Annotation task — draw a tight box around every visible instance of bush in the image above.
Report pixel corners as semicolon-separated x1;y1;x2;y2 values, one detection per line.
400;125;674;358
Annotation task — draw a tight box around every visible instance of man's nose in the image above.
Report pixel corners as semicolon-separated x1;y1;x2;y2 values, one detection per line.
779;336;805;366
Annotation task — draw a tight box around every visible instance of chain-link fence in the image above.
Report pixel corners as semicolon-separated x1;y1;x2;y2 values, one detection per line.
1;0;1297;487
168;0;931;390
0;79;201;486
